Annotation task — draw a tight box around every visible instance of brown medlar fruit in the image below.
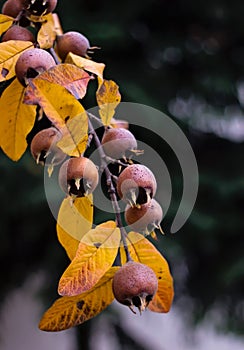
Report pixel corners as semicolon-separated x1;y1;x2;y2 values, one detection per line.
24;0;57;16
125;199;163;235
1;0;25;18
1;25;35;42
101;127;138;159
15;48;55;86
30;127;66;166
58;157;99;197
117;164;157;206
56;31;90;61
112;261;158;313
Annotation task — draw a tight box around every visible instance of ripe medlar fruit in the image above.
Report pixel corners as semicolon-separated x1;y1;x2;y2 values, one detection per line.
101;127;138;159
117;164;157;206
24;0;57;16
30;127;66;166
112;261;158;313
1;25;35;42
56;31;90;61
15;48;55;86
125;199;163;235
1;0;25;18
58;157;99;198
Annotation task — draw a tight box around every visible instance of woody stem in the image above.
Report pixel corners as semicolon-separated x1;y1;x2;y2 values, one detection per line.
87;115;132;263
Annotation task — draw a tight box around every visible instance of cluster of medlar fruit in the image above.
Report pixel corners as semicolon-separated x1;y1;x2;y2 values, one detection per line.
1;0;165;315
1;0;93;85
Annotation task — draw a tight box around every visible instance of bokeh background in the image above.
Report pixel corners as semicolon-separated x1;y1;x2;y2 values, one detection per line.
0;0;243;349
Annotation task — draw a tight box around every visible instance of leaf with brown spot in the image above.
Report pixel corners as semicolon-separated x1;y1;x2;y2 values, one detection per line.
58;221;121;296
24;79;85;129
0;41;34;81
96;80;121;126
39;267;119;331
121;231;174;313
0;14;14;36
0;79;36;161
57;195;93;261
36;64;91;100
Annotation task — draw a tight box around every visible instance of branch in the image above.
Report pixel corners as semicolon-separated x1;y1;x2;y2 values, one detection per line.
87;117;132;263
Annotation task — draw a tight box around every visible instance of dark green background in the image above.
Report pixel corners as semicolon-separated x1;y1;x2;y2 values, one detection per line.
0;0;243;349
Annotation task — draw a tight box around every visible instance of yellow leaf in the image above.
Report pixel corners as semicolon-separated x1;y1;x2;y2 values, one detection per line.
52;13;63;36
96;80;121;126
57;195;94;261
0;41;34;81
39;267;119;332
57;113;88;157
124;231;174;313
36;64;91;100
0;14;14;36
37;13;57;49
66;52;105;87
58;221;121;296
0;79;36;161
24;79;85;129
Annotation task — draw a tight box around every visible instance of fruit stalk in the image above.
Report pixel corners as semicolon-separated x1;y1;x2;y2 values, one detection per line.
87;116;132;262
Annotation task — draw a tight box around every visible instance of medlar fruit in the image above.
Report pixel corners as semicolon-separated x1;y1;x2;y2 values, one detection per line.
117;164;157;206
58;157;99;197
1;25;35;42
112;261;158;313
30;127;66;166
125;199;163;235
24;0;57;16
56;31;90;61
15;48;55;86
1;0;25;18
101;127;138;159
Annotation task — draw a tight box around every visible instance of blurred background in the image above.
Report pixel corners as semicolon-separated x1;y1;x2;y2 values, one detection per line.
0;0;243;349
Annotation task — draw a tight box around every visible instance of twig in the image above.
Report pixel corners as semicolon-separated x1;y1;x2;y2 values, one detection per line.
48;47;60;65
87;117;132;262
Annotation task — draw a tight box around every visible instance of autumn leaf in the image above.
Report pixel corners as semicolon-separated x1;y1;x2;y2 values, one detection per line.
37;13;57;49
96;80;121;126
0;79;36;161
36;64;91;100
123;231;174;313
66;52;105;87
0;41;34;81
58;221;121;296
39;267;119;332
0;14;14;36
52;13;63;36
24;79;85;129
57;113;88;157
57;195;93;261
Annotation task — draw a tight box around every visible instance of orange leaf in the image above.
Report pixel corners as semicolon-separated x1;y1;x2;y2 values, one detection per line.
57;195;93;261
37;13;57;49
96;80;121;126
124;231;174;313
39;267;119;332
36;64;91;99
0;14;13;36
58;221;121;296
24;79;85;129
0;79;36;161
0;41;34;81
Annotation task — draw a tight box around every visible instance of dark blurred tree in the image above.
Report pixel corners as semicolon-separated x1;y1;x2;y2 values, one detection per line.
0;0;243;348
